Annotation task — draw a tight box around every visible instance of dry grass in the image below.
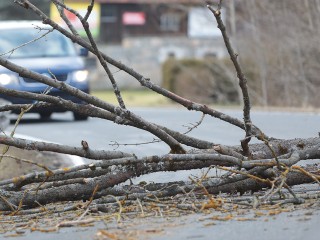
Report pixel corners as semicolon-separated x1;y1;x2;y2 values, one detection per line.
91;90;172;107
91;90;320;113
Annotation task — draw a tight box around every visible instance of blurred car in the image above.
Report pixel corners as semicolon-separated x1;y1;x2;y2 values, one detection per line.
0;21;90;120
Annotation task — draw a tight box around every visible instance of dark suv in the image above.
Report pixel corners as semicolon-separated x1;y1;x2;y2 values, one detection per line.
0;21;90;120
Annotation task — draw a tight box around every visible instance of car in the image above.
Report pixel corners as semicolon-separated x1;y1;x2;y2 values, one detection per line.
0;21;90;120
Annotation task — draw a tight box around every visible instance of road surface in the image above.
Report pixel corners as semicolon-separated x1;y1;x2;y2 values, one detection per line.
3;108;320;239
7;108;320;156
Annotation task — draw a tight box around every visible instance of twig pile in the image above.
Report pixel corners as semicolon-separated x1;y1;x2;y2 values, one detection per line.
0;0;319;217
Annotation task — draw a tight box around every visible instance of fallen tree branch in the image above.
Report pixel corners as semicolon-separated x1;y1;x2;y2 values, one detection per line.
0;0;316;218
0;144;318;210
0;135;132;160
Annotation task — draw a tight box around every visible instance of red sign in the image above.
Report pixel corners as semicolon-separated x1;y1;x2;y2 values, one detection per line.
122;12;146;25
64;9;77;21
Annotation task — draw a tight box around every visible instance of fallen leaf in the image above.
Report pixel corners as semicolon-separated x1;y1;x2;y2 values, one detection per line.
96;230;118;239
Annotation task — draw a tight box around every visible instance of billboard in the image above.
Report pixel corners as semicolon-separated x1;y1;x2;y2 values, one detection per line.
50;2;101;38
122;12;146;25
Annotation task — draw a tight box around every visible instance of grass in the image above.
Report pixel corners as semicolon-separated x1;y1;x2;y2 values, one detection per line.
91;89;172;107
91;90;320;112
91;89;244;109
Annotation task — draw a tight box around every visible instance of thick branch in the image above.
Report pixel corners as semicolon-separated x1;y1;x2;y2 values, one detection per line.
0;87;217;151
2;144;317;189
0;136;132;160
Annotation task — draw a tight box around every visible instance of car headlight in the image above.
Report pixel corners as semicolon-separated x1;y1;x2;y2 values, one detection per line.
72;70;88;82
0;74;19;85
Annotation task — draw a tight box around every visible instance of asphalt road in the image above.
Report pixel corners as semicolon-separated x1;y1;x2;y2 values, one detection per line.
4;108;320;239
7;108;320;182
8;108;320;156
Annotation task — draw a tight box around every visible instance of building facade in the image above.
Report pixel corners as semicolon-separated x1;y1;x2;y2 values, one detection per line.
58;0;221;43
50;1;226;89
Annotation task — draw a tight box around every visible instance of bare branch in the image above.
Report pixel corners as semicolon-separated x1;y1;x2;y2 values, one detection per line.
53;0;80;37
84;0;95;22
0;0;317;216
0;56;185;153
52;0;126;109
15;0;267;140
0;135;132;160
208;3;253;155
0;28;53;58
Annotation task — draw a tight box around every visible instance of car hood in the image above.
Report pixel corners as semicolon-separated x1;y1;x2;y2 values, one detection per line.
0;56;84;73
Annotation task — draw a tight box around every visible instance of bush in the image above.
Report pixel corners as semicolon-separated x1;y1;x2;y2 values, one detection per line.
162;56;240;105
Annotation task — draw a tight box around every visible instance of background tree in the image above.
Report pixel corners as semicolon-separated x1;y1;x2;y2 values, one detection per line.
228;0;320;107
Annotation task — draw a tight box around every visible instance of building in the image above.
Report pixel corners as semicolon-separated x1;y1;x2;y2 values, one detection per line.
50;0;227;89
52;0;223;43
0;1;227;89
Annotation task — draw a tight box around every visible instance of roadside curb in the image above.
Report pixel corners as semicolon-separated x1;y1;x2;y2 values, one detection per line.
8;133;86;166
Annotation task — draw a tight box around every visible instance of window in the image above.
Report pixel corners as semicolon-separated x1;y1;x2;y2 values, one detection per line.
160;12;181;32
0;29;76;58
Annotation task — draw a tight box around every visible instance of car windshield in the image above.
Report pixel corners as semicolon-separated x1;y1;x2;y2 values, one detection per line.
0;28;77;58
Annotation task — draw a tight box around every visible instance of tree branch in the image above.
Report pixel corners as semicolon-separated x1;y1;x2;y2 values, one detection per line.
0;56;185;153
0;135;132;160
14;0;267;141
208;3;253;155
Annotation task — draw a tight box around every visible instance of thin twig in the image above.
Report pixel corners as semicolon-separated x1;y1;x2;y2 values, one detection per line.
51;0;126;109
77;184;99;221
0;28;53;57
14;0;269;142
208;2;254;156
